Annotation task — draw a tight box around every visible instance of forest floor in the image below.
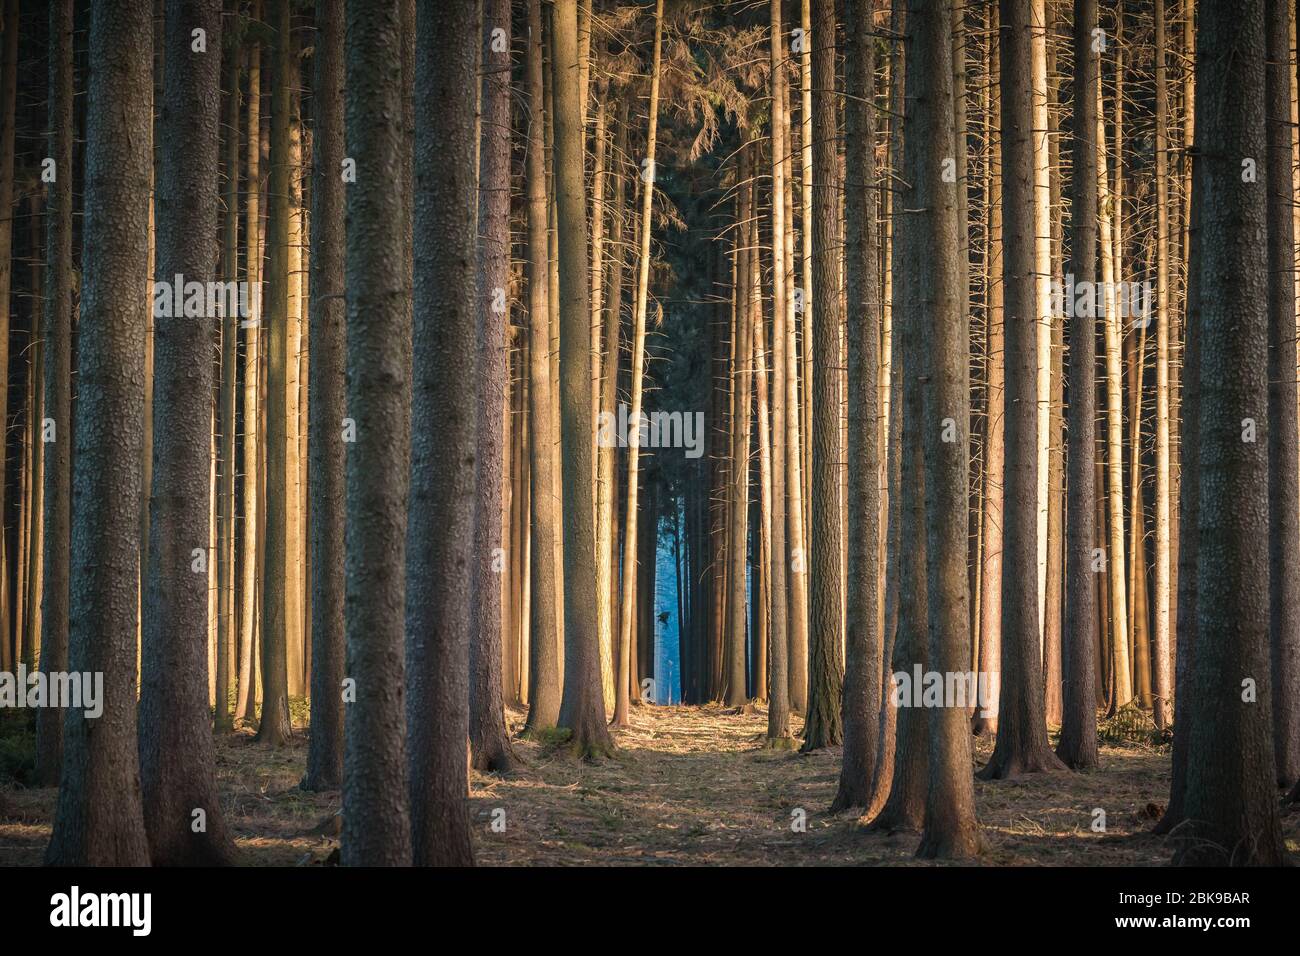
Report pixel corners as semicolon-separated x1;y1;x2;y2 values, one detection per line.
2;703;1298;866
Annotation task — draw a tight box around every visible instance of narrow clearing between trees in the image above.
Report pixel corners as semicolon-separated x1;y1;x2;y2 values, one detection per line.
3;705;1296;866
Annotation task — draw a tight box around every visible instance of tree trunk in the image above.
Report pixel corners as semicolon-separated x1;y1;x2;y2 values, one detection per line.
1176;0;1284;866
469;0;518;773
612;0;662;729
0;0;17;676
214;5;239;736
554;0;614;757
724;142;753;709
33;0;73;786
341;0;414;866
236;6;262;727
980;0;1066;780
909;0;982;859
1056;0;1100;771
137;0;233;866
1265;0;1300;788
303;0;345;792
833;0;880;811
255;0;293;747
974;0;1003;737
1152;0;1174;733
45;0;153;867
802;0;844;753
524;0;562;733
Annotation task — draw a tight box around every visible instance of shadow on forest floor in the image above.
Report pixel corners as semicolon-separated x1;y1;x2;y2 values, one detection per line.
2;704;1297;865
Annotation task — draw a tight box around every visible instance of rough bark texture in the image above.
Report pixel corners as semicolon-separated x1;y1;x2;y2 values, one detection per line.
910;0;982;859
979;0;1066;781
303;0;345;792
523;0;561;733
554;0;614;757
1176;0;1285;867
802;0;844;753
405;0;479;867
765;0;792;745
469;0;518;773
45;0;153;867
256;0;293;747
973;1;1003;738
1057;0;1100;771
33;0;73;787
236;5;262;727
138;0;234;866
342;0;413;866
833;0;880;811
1264;0;1300;789
0;0;16;676
613;0;662;728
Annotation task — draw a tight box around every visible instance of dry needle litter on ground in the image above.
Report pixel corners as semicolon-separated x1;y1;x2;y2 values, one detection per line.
2;704;1297;866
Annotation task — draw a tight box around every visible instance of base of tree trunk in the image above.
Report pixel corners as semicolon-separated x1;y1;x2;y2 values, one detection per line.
254;698;293;747
763;735;797;751
470;738;518;776
829;780;870;814
559;723;616;762
977;745;1067;780
915;826;984;860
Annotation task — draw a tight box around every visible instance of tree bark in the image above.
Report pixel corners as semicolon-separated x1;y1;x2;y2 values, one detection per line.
1176;0;1284;866
1264;0;1300;788
33;0;73;786
470;0;518;773
1057;0;1100;771
980;0;1066;780
802;0;844;753
45;0;153;867
303;0;346;792
833;0;880;811
612;0;662;729
554;0;614;757
341;0;414;866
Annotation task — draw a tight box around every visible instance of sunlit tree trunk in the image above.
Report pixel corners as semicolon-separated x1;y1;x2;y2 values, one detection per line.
612;0;662;729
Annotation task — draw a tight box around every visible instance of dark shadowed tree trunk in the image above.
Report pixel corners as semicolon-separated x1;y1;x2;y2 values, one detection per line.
406;0;479;868
45;0;153;867
1175;0;1284;867
303;0;345;793
33;0;73;787
911;0;982;859
138;0;234;866
0;0;16;674
470;0;519;774
341;0;413;866
833;0;880;811
1056;0;1099;771
1264;0;1300;789
980;0;1066;780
